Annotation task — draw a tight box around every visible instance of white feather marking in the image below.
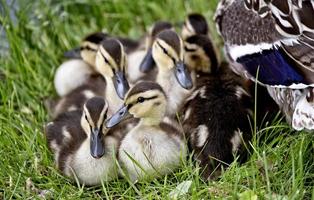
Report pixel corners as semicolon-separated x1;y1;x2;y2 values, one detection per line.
196;125;209;148
292;93;314;131
235;86;249;99
67;105;77;112
62;127;72;140
183;107;192;121
228;39;299;60
83;90;96;99
162;116;172;124
199;86;207;99
231;129;243;153
186;90;199;102
46;122;54;127
270;83;314;89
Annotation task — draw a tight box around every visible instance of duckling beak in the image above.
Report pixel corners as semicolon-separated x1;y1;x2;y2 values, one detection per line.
139;48;155;73
174;61;193;89
64;47;82;59
90;128;105;159
106;105;132;128
113;71;130;99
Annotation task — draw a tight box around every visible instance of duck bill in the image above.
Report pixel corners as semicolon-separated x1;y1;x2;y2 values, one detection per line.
139;48;155;73
90;128;105;159
64;47;82;59
174;61;193;89
106;105;132;128
113;71;130;99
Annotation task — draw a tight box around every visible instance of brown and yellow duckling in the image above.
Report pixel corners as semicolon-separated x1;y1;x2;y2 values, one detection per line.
45;97;120;185
181;34;252;180
152;30;193;116
106;81;186;182
128;21;173;83
181;13;210;40
54;32;107;96
51;39;130;118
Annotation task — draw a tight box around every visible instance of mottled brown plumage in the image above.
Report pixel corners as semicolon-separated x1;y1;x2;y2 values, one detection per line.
181;63;252;180
51;75;106;118
45;97;122;185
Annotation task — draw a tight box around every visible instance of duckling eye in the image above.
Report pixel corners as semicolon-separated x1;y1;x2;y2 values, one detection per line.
137;97;145;103
162;48;169;55
100;52;109;64
103;57;109;64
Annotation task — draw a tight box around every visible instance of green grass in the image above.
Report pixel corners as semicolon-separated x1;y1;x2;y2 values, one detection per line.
0;0;313;199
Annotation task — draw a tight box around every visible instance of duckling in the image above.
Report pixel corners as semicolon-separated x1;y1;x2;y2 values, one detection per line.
181;62;252;180
51;39;130;118
128;21;173;83
184;34;219;74
64;32;140;62
106;81;186;182
45;97;119;185
55;32;107;96
181;13;210;40
152;30;193;116
215;0;314;131
55;32;139;96
181;13;221;66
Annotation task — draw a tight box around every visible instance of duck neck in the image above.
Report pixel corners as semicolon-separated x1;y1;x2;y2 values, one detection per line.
139;116;163;126
156;68;174;93
104;77;123;114
156;67;190;116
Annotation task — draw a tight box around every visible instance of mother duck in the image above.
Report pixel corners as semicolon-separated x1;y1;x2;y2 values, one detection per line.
215;0;314;131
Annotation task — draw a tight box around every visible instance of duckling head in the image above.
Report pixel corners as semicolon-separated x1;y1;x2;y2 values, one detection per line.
184;34;219;73
182;13;208;40
95;39;130;99
64;32;108;67
81;97;109;159
153;30;193;89
106;81;167;127
140;21;173;73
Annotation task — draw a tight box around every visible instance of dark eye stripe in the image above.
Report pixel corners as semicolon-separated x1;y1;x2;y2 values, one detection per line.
127;95;158;109
156;41;177;65
81;45;97;52
157;41;172;57
143;96;158;101
100;51;116;73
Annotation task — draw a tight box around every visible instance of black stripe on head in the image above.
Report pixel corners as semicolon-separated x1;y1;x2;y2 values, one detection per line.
156;30;181;56
151;21;173;38
187;13;208;35
126;81;166;99
84;32;108;44
100;39;123;69
85;97;107;124
185;35;219;70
